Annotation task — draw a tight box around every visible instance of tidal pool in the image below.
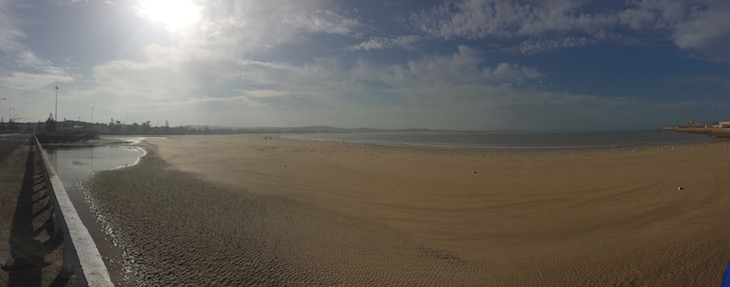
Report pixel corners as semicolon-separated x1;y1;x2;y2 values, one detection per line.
44;142;145;285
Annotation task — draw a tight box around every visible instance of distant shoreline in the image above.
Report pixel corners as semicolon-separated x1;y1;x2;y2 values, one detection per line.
676;127;730;138
283;129;716;150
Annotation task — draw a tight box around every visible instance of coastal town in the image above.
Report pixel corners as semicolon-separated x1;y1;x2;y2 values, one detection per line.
661;120;730;138
3;116;730;138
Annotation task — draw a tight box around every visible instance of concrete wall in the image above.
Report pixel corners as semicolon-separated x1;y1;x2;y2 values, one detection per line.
33;136;114;286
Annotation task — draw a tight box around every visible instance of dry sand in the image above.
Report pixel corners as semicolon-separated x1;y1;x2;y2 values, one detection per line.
84;134;730;286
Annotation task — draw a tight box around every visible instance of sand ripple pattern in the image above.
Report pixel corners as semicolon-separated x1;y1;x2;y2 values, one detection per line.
83;137;730;286
84;152;484;286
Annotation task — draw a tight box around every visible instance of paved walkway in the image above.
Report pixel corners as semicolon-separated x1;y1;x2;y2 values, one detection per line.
0;135;76;287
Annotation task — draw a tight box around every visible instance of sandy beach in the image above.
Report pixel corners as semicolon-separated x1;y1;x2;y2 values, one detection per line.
84;134;730;285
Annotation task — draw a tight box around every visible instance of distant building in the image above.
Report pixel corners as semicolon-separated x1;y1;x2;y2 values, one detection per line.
682;120;698;128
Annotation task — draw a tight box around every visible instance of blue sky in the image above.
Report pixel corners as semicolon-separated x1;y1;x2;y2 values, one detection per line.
1;0;729;130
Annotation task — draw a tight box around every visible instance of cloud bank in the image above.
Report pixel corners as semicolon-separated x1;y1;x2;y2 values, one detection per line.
0;0;727;129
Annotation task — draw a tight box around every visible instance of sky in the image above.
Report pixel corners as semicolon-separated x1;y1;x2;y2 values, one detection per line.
1;0;729;131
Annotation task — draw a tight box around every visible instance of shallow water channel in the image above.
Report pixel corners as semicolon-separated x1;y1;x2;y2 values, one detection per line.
44;143;145;285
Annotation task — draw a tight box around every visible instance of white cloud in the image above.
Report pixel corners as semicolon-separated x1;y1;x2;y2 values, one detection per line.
337;44;699;130
618;0;687;30
0;0;21;51
511;37;596;54
347;49;684;130
1;0;721;129
347;35;420;51
293;8;361;36
83;42;359;125
408;0;730;60
669;2;730;61
0;69;72;91
391;45;543;88
615;0;730;60
175;0;362;55
0;0;71;77
0;0;76;115
491;63;543;82
78;43;557;129
0;0;30;62
408;0;616;40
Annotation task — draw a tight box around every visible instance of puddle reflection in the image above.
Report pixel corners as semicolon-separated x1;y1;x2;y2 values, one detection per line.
44;144;145;285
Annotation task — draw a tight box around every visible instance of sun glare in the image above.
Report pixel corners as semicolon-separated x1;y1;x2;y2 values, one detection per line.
136;0;201;32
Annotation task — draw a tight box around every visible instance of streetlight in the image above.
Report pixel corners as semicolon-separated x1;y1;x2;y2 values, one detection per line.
55;86;59;121
91;106;94;123
9;107;14;122
0;98;5;123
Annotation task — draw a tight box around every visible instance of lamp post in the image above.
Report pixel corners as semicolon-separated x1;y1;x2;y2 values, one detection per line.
0;98;5;123
91;106;94;123
55;86;59;121
9;107;14;122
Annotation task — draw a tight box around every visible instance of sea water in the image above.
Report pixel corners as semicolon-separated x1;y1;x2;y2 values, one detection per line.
286;130;712;149
44;145;145;187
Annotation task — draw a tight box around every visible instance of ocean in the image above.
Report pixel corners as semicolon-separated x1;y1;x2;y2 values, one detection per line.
285;130;713;149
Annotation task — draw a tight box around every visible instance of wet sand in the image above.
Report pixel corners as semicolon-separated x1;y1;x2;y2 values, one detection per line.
85;134;730;285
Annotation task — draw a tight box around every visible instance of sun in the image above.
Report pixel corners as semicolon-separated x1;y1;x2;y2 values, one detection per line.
136;0;201;32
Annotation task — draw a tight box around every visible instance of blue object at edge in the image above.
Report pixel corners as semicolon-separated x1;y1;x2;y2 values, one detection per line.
723;259;730;287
